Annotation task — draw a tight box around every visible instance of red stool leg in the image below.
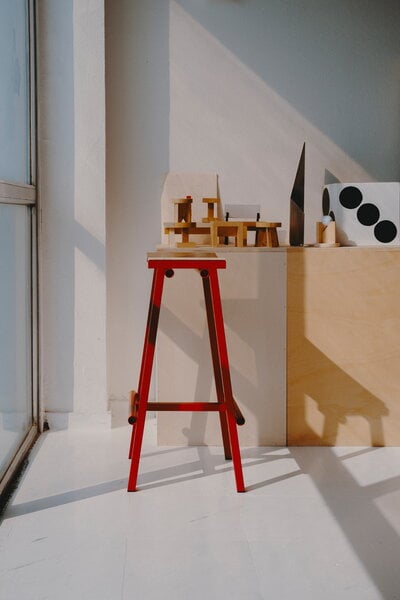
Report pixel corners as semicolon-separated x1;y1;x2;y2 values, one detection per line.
129;270;158;460
208;268;245;492
201;270;232;460
127;266;165;491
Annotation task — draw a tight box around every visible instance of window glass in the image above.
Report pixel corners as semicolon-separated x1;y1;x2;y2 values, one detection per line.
0;0;30;184
0;204;32;480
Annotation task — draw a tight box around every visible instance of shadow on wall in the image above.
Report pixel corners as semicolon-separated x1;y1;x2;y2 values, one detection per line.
105;1;399;409
105;0;170;401
288;337;389;446
39;0;75;419
169;1;399;244
157;252;286;447
159;300;282;448
173;0;400;182
39;0;106;426
287;248;400;447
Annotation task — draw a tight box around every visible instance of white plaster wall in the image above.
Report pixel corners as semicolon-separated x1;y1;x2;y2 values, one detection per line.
170;0;399;244
106;1;400;406
106;1;169;402
38;0;108;428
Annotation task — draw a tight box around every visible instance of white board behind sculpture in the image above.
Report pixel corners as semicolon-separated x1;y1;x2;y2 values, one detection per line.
160;172;219;245
156;250;287;447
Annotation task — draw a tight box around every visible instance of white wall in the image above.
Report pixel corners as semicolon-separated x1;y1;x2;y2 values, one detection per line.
170;0;400;243
106;1;400;403
38;0;108;428
173;0;400;183
106;0;169;402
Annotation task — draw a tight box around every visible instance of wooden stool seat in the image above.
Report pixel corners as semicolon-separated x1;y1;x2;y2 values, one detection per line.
254;221;281;247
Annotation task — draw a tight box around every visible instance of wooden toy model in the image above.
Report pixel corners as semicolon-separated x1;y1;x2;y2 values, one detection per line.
163;196;282;248
247;222;281;247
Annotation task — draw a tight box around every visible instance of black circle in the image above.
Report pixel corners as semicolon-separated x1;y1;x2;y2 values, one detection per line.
165;269;174;278
374;220;397;244
339;186;363;209
357;203;380;226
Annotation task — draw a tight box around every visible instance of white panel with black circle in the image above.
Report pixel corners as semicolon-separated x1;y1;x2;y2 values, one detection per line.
323;182;400;246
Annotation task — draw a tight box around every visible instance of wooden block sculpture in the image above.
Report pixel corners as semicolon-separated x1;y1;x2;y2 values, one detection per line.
163;195;282;248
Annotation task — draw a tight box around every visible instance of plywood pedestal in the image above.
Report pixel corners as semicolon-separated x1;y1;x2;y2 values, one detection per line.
155;247;400;447
287;247;400;446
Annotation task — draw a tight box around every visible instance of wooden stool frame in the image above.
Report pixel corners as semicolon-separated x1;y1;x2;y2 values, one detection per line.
127;254;246;493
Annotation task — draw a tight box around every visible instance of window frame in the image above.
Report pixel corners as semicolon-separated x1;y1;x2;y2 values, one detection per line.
0;0;38;496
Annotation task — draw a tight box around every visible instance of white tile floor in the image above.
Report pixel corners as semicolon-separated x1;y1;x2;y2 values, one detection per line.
1;418;400;600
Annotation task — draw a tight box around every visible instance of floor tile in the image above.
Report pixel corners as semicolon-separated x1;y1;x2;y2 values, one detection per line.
1;422;400;600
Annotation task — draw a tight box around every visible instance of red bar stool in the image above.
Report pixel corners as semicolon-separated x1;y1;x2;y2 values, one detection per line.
127;251;246;493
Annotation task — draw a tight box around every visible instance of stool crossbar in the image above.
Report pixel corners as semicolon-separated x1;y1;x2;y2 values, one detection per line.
127;252;246;493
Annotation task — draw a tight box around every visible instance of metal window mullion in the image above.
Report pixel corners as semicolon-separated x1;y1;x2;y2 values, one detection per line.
28;0;36;187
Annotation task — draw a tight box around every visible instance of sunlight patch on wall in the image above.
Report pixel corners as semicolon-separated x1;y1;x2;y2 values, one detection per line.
170;1;373;244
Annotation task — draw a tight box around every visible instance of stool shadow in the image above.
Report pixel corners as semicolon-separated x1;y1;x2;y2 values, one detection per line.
3;447;297;518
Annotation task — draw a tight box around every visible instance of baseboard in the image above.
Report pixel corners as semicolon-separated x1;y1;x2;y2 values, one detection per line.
45;411;112;431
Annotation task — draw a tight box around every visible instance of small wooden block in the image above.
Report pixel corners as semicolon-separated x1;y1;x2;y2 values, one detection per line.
316;221;337;245
259;222;282;228
174;197;193;224
174;197;193;204
202;197;220;223
255;222;281;247
164;222;196;230
147;251;219;259
176;242;197;247
210;220;244;247
202;197;219;204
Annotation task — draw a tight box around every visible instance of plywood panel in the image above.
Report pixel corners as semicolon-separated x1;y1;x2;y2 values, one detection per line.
287;248;400;446
157;250;287;446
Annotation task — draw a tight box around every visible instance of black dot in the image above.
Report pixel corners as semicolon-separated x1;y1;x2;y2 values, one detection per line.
339;186;363;209
374;220;397;244
357;203;380;226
